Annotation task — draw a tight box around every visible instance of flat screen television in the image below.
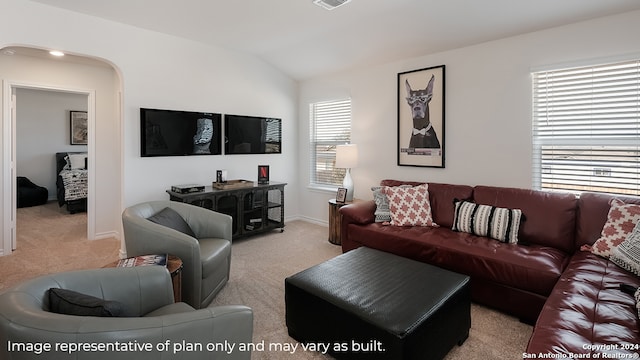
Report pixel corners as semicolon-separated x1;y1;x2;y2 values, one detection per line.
140;108;222;157
224;114;282;154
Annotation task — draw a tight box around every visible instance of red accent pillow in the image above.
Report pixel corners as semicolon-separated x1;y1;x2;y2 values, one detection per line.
591;199;640;258
383;184;438;227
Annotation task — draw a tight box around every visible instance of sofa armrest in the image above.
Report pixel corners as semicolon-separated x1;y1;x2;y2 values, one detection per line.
147;305;253;360
0;302;253;360
339;200;376;225
339;200;376;253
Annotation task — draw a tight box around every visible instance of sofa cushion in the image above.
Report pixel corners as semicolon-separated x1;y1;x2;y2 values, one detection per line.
383;184;437;227
472;186;576;253
610;222;640;275
452;200;522;244
48;288;127;317
345;224;567;298
590;199;640;258
575;192;640;250
526;251;640;356
147;207;196;237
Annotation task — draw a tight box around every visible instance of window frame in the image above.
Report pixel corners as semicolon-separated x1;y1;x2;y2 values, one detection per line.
531;59;640;196
308;98;352;190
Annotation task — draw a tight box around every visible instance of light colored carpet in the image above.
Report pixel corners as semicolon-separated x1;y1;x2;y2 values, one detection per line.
212;221;533;360
0;201;120;292
1;201;532;359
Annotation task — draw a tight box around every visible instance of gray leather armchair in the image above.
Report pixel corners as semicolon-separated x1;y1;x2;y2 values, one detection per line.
122;201;232;309
0;266;253;360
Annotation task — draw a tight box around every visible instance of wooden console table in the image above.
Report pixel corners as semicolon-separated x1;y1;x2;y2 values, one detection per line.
167;181;286;239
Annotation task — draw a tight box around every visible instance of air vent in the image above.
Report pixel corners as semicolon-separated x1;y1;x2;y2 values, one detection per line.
312;0;352;10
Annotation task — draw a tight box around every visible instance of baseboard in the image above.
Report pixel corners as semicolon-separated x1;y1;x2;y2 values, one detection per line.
289;215;328;227
94;230;119;240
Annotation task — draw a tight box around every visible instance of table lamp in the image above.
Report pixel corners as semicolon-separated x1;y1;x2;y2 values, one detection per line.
335;144;358;201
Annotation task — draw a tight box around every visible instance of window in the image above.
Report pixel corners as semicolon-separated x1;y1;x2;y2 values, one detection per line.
532;60;640;196
309;99;352;188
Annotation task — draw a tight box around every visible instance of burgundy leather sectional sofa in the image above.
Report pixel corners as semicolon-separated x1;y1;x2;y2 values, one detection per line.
339;179;640;356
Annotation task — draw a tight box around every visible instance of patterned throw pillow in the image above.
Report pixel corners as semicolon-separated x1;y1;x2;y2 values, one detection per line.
610;222;640;276
591;199;640;258
371;185;411;223
452;200;523;244
383;184;437;227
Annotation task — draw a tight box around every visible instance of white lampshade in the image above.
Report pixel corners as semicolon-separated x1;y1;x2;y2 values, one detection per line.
335;144;358;169
335;144;358;201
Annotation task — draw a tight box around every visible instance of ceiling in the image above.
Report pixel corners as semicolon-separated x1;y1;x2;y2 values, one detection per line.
25;0;640;80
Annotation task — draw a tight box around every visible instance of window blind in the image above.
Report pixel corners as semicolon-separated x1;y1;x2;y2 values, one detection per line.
309;99;351;187
532;60;640;196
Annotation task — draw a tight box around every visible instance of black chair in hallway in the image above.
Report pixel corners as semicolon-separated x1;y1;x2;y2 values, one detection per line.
17;176;48;208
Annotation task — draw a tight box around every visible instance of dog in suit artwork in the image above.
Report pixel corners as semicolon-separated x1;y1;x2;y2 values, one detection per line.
406;75;441;149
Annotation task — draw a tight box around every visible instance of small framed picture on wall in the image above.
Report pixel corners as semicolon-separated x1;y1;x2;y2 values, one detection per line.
70;110;88;145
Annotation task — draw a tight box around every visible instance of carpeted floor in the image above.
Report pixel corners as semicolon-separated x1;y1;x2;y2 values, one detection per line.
0;201;120;292
1;201;533;359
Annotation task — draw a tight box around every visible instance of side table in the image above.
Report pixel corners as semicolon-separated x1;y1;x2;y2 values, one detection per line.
105;255;183;303
328;198;355;245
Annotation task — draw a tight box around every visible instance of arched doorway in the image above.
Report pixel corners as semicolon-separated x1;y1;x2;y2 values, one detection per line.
1;46;122;257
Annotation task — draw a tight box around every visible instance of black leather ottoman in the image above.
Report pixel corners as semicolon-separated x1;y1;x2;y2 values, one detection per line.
285;247;470;360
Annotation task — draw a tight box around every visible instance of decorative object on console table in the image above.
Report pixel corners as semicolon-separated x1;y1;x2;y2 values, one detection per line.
398;65;445;168
171;184;205;194
70;110;88;145
212;179;254;190
335;144;358;202
216;170;228;183
258;165;270;184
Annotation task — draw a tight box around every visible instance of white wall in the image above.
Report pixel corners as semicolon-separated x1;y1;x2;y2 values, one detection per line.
3;0;639;239
15;88;87;199
0;49;120;242
0;0;298;255
298;10;640;224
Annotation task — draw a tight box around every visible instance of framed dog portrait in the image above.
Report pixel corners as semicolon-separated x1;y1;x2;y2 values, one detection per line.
70;110;88;145
397;65;445;167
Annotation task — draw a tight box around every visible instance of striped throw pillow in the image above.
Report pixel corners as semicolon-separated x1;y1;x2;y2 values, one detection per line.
452;200;523;244
611;222;640;276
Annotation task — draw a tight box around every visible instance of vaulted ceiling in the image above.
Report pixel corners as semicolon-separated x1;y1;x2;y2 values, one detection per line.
28;0;640;80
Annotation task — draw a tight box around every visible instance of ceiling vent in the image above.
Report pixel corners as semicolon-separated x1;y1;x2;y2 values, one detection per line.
312;0;352;10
